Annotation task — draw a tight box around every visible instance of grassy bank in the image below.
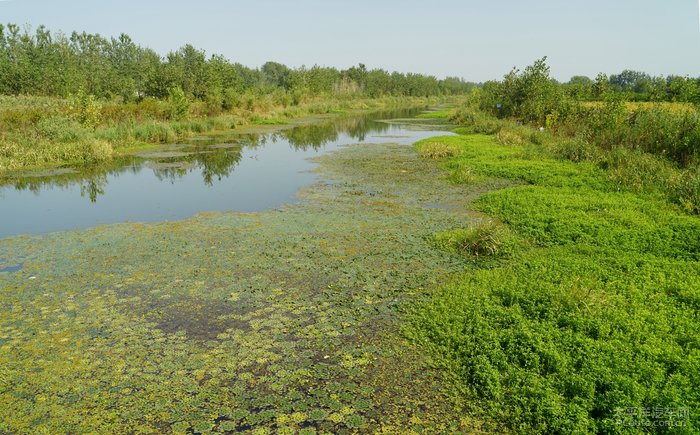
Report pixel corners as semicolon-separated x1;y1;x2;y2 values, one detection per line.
409;124;700;432
0;94;445;173
450;105;700;215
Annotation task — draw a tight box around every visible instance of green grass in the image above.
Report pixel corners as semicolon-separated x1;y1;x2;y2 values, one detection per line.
448;109;700;214
409;133;700;433
415;138;463;159
416;109;452;119
250;116;288;125
433;221;519;259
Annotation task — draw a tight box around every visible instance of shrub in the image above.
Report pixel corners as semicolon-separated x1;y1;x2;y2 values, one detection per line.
137;98;166;120
552;137;602;163
450;108;503;135
204;87;224;115
67;89;102;129
415;139;462;159
495;126;528;146
222;87;239;111
165;86;190;121
82;139;113;163
35;116;85;142
433;221;515;257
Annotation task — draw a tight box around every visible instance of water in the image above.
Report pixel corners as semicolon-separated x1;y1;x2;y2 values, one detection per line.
0;109;453;238
0;263;23;273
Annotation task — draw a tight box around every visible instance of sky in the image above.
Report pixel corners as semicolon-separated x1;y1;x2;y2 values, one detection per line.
0;0;698;82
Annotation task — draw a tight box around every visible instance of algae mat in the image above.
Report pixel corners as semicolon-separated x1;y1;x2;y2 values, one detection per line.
0;143;488;433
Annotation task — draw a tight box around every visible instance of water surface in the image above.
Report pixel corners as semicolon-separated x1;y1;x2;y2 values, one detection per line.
0;109;452;238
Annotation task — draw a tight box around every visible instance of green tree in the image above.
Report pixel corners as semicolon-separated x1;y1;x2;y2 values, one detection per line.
593;72;609;99
261;61;291;89
565;75;593;100
667;76;698;103
165;86;189;120
165;44;209;99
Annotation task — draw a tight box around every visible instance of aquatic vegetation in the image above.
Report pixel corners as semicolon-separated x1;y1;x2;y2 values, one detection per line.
5;107;695;433
0;139;486;432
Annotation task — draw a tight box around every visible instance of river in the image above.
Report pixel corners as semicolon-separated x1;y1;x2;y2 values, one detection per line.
0;108;453;238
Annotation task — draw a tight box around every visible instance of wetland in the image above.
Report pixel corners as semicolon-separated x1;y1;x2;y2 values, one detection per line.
0;109;487;433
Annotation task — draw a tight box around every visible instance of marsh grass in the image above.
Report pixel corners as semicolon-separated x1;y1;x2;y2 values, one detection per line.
250;115;288;125
447;166;484;184
495;125;529;146
433;221;517;258
415;139;462;159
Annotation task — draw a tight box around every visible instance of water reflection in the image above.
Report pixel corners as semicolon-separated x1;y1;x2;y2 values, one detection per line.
1;108;416;202
0;108;453;237
5;159;137;202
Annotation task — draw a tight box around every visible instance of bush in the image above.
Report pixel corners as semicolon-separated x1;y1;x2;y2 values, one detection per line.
82;139;113;163
552;137;602;163
133;122;177;143
165;86;190;121
433;221;516;258
35;117;85;142
495;126;528;146
450;108;503;135
478;57;580;126
204;87;224;115
67;89;102;129
222;88;239;111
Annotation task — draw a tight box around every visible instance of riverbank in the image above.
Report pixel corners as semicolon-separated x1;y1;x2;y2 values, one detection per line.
0;95;450;175
408;118;700;432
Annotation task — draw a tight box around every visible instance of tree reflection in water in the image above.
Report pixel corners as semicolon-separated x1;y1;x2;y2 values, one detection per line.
0;108;424;201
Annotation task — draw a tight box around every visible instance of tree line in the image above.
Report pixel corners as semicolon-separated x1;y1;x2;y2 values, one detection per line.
0;23;474;104
477;57;699;124
467;57;700;168
565;70;699;103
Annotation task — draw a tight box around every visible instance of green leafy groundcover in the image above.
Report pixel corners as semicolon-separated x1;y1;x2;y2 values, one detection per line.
409;133;700;433
0;142;493;434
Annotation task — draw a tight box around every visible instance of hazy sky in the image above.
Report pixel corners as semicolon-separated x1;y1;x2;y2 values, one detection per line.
1;0;698;82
